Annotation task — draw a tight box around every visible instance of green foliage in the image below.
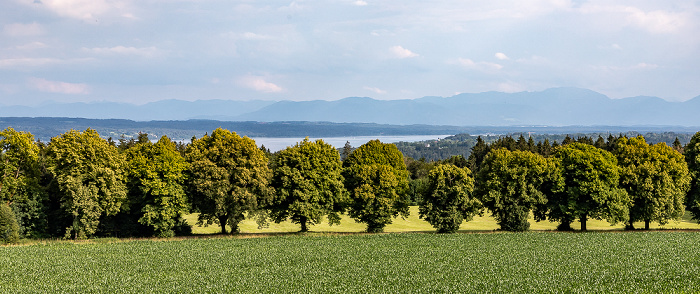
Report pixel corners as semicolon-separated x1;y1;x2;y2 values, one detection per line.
476;149;561;231
615;136;690;229
419;164;480;233
46;129;127;239
0;203;20;244
684;131;700;223
343;140;411;232
467;136;490;173
270;138;347;232
551;143;630;230
0;127;45;238
3;233;700;292
185;128;272;234
125;136;190;237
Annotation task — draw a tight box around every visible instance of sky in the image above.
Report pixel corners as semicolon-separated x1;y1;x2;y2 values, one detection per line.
1;0;699;105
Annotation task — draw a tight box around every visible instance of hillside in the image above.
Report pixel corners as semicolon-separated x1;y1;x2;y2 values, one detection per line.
2;88;699;126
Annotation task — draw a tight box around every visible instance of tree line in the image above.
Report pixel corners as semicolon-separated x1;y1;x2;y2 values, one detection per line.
2;128;700;243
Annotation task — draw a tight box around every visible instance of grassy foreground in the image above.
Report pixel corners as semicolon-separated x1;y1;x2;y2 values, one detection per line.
2;232;700;293
186;206;700;234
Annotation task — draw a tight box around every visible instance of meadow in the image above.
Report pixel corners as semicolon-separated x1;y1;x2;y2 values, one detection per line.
186;206;700;234
2;232;700;293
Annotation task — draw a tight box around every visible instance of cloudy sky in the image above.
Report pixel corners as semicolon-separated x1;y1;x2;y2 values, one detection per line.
1;0;699;105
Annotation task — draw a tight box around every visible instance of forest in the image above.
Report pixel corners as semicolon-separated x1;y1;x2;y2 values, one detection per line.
2;126;700;243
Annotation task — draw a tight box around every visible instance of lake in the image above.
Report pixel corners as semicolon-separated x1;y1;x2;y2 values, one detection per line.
251;135;454;152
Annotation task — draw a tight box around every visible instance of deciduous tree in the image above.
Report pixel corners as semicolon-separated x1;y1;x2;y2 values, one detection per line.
419;164;480;233
125;135;190;237
185;128;272;234
551;143;629;231
270;138;347;232
476;149;561;231
343;140;410;232
0;128;45;237
615;136;690;229
684;132;700;223
46;129;127;239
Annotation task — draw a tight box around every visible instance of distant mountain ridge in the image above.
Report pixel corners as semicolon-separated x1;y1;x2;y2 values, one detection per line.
2;88;699;126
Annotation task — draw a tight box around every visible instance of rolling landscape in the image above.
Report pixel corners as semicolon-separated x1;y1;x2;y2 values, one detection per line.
3;0;700;293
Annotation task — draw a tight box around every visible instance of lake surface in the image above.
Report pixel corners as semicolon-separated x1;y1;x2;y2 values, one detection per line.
252;135;454;152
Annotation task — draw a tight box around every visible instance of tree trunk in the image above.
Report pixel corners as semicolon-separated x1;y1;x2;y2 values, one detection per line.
218;215;227;234
300;216;308;232
230;219;240;234
580;214;587;231
645;220;650;230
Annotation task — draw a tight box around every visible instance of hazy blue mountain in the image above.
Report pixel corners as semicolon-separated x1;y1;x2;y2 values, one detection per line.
1;88;698;126
236;87;698;126
0;99;275;121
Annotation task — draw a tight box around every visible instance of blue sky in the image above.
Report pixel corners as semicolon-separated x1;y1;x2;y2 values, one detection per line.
1;0;699;105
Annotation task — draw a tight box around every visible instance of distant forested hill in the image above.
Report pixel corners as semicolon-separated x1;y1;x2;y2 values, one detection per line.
0;117;696;143
3;88;700;126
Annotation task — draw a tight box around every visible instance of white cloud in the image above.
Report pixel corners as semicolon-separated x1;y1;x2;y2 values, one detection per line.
456;58;503;71
22;0;134;21
389;46;419;58
3;22;45;36
353;0;368;6
82;46;159;57
15;42;48;50
363;86;386;94
594;62;659;71
239;32;273;40
495;52;510;60
497;82;525;93
578;4;689;34
0;58;61;68
239;76;283;93
27;78;89;94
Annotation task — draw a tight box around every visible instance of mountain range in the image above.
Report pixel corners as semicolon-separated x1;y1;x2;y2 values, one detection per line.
2;87;699;126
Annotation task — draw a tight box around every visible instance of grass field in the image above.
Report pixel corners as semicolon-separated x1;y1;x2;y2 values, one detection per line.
185;206;700;234
2;232;700;293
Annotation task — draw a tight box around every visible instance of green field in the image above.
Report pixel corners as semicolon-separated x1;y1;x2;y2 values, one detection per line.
185;206;700;234
2;232;700;293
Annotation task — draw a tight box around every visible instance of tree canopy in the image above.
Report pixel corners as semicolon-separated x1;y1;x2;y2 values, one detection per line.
343;140;411;232
270;138;347;232
46;129;127;239
684;132;700;223
0;127;44;237
125;135;190;237
185;128;272;234
551;143;629;231
615;136;690;229
419;164;480;233
476;148;561;231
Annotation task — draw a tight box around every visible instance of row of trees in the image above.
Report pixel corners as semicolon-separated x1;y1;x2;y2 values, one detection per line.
3;127;700;243
414;134;692;232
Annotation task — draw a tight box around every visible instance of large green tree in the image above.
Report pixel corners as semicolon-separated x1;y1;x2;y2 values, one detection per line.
185;128;272;234
684;132;700;222
476;149;561;231
551;143;629;231
615;136;690;229
0;127;45;237
46;129;127;239
270;138;347;232
419;164;480;233
125;135;190;237
343;140;411;233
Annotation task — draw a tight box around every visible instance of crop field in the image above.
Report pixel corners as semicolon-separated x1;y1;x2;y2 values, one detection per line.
2;232;700;293
185;206;700;234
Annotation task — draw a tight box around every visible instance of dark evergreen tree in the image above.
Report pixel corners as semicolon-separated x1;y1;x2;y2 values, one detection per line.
467;136;490;173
